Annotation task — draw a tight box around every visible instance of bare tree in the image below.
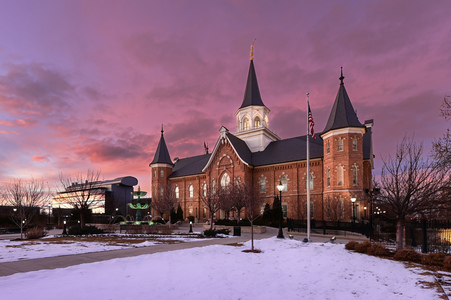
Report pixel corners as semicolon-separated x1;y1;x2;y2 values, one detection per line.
228;184;247;220
57;170;103;227
199;183;221;230
241;183;265;251
328;197;347;222
378;136;450;250
3;178;50;239
151;184;178;226
433;95;450;167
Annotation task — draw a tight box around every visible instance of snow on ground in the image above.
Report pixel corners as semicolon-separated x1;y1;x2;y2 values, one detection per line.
0;237;441;300
0;234;208;263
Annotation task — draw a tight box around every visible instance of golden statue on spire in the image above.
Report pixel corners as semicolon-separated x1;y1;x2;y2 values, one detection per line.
250;38;256;60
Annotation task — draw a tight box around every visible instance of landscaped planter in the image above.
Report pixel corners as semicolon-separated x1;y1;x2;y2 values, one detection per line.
203;224;266;234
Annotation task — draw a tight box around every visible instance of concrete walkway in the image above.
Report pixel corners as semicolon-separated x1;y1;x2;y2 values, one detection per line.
0;226;367;277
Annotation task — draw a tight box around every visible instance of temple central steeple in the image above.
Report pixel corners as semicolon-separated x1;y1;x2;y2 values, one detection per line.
234;44;279;152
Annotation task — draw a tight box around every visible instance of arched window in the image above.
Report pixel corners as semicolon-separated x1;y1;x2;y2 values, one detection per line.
175;186;179;199
326;141;330;154
259;177;266;193
189;185;194;198
202;183;207;197
254;116;261;128
352;139;358;151
243;117;250;130
212;179;216;195
280;175;288;192
220;173;230;189
326;168;330;187
338;139;344;151
352;165;358;186
337;165;344;186
160;187;164;198
305;173;313;190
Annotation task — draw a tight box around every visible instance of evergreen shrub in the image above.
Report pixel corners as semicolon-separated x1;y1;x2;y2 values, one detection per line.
203;228;230;237
422;253;446;267
393;249;422;263
25;227;48;239
345;241;358;251
68;225;105;235
443;256;451;271
367;244;391;257
354;241;371;253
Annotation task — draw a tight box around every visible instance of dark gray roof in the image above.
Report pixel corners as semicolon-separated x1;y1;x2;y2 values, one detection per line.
252;135;324;166
150;130;173;165
239;60;266;109
168;128;373;178
226;132;253;165
169;153;211;178
323;71;364;133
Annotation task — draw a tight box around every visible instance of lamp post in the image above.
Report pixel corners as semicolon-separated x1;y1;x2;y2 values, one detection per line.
351;197;356;232
189;221;193;233
48;205;52;224
277;181;284;239
363;206;367;219
62;219;67;235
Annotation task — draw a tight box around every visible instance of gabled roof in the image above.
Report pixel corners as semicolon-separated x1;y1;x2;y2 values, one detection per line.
323;69;364;133
239;60;266;109
252;134;324;166
150;128;173;165
169;153;210;178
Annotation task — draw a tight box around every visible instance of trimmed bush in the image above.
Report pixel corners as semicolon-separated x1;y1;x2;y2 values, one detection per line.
443;256;451;271
345;241;358;251
394;249;422;263
25;227;48;239
203;228;230;237
68;225;105;235
422;253;446;267
355;241;372;253
367;244;391;257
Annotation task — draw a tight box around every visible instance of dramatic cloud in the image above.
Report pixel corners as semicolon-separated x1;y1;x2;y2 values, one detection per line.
0;0;450;193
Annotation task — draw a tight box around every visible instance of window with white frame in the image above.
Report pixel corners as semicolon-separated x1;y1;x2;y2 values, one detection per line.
175;186;179;199
259;177;266;193
189;185;194;198
337;165;344;186
280;175;288;192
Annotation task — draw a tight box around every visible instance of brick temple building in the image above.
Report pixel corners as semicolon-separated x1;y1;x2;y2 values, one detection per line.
150;53;374;223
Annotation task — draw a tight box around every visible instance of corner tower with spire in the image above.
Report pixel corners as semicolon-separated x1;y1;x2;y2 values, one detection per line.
149;125;174;202
234;43;280;152
321;68;367;213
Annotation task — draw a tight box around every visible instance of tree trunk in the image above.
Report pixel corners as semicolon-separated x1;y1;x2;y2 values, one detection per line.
396;218;405;251
251;221;254;251
210;214;214;230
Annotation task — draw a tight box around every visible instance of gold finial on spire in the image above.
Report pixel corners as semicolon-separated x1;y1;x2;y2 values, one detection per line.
250;38;256;60
138;186;141;192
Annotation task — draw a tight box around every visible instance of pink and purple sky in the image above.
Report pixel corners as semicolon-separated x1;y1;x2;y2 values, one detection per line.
0;0;450;194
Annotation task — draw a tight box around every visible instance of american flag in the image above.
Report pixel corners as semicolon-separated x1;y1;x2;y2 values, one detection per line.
308;102;316;140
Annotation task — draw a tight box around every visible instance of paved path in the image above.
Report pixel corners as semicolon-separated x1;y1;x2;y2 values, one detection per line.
0;226;367;277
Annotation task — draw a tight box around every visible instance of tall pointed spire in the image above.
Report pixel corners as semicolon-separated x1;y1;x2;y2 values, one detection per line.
150;124;173;165
323;68;364;133
239;43;265;109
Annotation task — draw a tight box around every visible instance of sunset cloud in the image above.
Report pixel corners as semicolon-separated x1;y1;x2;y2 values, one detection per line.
0;0;449;192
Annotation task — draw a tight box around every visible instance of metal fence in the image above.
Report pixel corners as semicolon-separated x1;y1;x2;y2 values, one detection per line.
288;218;451;253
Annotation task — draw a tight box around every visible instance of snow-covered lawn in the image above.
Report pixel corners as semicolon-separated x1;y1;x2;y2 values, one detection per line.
0;234;208;263
0;237;442;299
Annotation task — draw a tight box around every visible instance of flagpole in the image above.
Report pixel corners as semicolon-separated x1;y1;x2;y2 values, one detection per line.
306;93;311;241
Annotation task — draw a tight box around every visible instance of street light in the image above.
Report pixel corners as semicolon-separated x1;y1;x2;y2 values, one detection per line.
189;221;193;233
363;206;367;219
62;219;67;235
351;197;356;232
277;181;285;239
48;205;52;224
